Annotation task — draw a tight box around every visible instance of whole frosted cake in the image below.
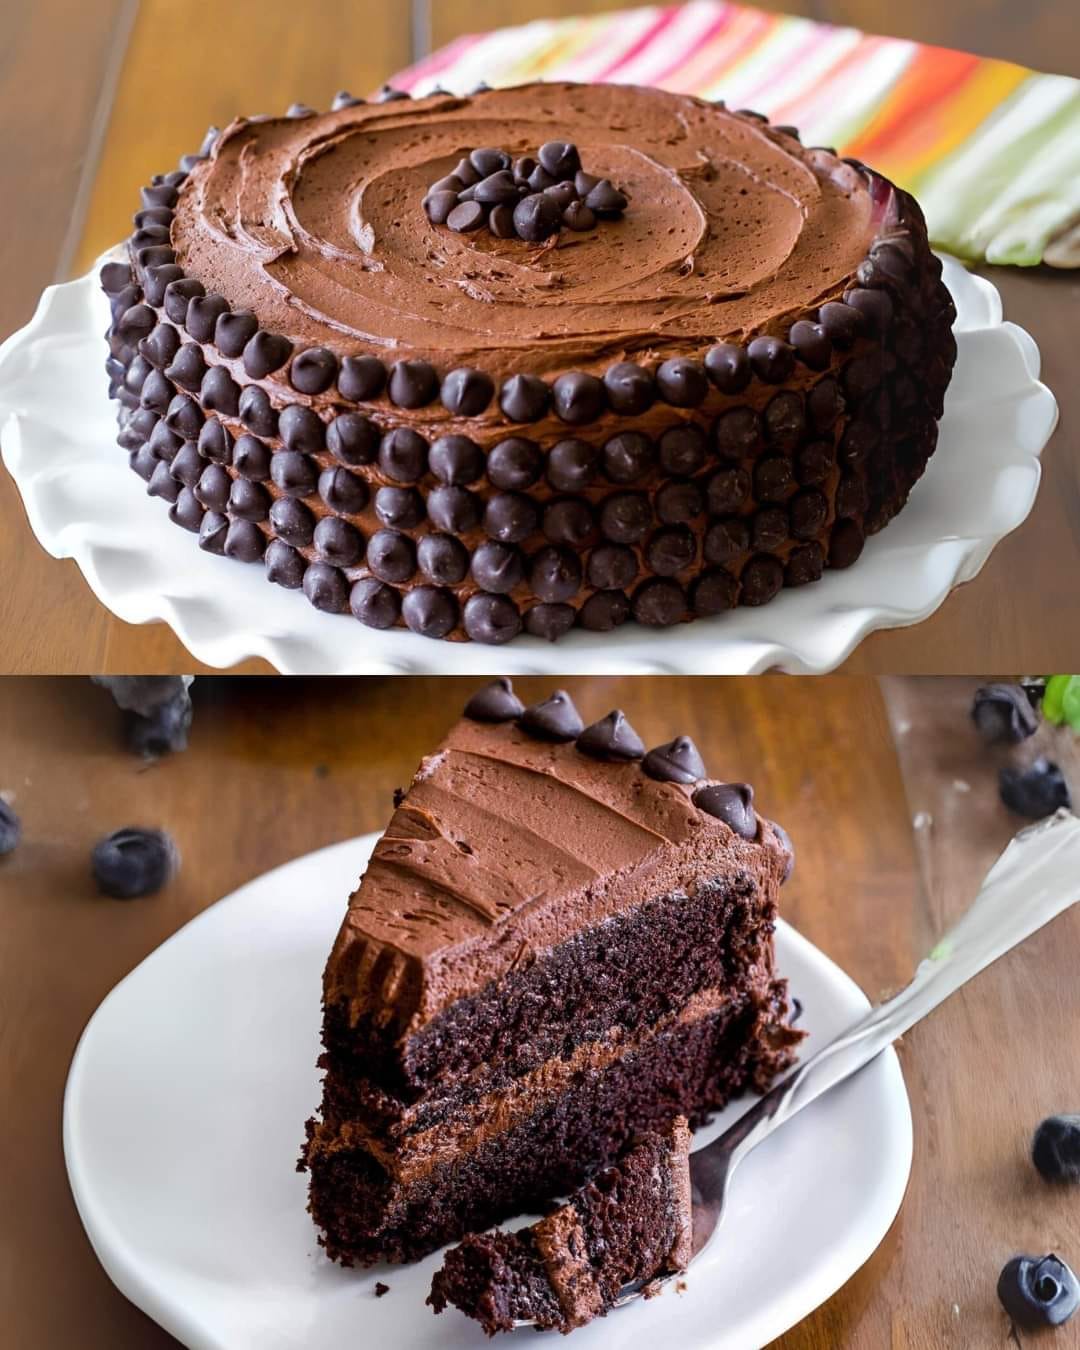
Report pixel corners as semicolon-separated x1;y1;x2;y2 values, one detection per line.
102;82;956;643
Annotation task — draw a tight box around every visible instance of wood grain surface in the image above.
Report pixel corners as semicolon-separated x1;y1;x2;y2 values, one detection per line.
0;0;1077;673
3;674;1079;1347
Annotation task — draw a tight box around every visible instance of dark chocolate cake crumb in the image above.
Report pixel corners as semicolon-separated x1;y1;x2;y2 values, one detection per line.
373;1281;390;1298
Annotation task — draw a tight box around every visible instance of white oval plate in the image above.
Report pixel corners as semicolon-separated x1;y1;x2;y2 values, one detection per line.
1;255;1055;673
64;832;912;1350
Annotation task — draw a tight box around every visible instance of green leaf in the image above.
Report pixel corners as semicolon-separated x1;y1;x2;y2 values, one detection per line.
1061;677;1080;732
1044;675;1070;725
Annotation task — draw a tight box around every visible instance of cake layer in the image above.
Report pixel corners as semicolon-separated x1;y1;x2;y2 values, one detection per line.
429;1119;693;1335
304;981;797;1265
102;81;956;642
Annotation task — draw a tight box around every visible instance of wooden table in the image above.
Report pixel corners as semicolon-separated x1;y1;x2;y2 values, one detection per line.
3;674;1080;1347
1;0;1077;673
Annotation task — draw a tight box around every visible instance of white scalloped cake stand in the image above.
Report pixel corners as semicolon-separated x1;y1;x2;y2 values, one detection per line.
0;255;1057;673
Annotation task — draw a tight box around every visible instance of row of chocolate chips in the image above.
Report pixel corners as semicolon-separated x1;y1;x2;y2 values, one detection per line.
461;680;778;849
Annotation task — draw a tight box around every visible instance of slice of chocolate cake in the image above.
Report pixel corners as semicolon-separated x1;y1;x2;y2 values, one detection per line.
300;680;801;1265
429;1117;693;1335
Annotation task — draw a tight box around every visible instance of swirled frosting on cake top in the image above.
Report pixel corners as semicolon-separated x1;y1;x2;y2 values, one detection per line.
172;82;877;379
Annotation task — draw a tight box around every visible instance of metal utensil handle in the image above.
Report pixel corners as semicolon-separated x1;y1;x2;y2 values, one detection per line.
725;810;1080;1166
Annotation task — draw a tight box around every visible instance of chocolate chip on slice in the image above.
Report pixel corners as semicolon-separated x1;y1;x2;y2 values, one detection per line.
441;366;494;416
538;141;581;180
577;710;645;761
290;346;339;395
265;539;306;588
350;578;401;630
584;179;628;216
489;204;517;238
215;310;258;359
243;329;293;379
328;412;380;466
447;200;487;233
339;355;387;402
545;181;578;211
463;593;522;645
552;371;605;424
513;192;561;242
417;532;469;584
693;782;757;838
656;358;707;407
529;545;581;602
401;585;459;639
642;735;706;784
424;191;459;226
489;437;543;490
474;169;520;205
604;362;654;415
470;147;511;177
500;373;549;422
388;359;438;409
303;563;348;614
471;540;524;594
520;690;585;742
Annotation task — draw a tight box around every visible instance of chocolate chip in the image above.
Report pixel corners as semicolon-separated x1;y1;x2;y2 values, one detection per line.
740;554;784;605
704;517;749;565
388;359;438;409
489;437;543;490
786;541;824;586
424;190;459;226
656;359;707;407
599;492;650;544
148;419;182;459
747;335;795;383
417;532;469;585
140;369;175;413
279;404;325;454
705;343;751;394
453;157;481;186
543;497;594;547
587;543;637;590
691;568;738;615
224;519;265;563
228;477;270;522
116;303;157;346
693;782;756;837
123;356;151;396
139;323;181;369
500;373;549;421
646;525;695;576
238;384;278;437
366;530;416;583
584;179;628;216
430;434;484;485
529;545;581;602
441;366;494;416
470;147;512;176
603;431;654;484
200;365;240;415
100;261;132;296
401;586;459;638
643;736;705;783
265;539;306;588
790;489;828;540
470;540;523;593
818;301;863;348
243;330;293;378
164;392;204;439
136;244;177;271
839;420;879;469
544;181;577;211
132;223;170;251
576;709;645;762
754;456;795;503
656;480;703;523
339;355;387;402
552;371;605;424
562;201;596;231
319;466;368;515
789;320;831;370
131;444;160;482
270;496;315;547
843;287;893;334
350;578;401;629
314;515;363;567
375;486;424;529
168;486;204;532
376;85;408;102
751;507;788;552
142;263;183;306
713;407;762;459
270;450;317;497
303;563;348;613
447;200;486;232
198;511;228;554
378;427;428;483
182;294;227;344
603;362;654;415
796;440;833;486
332;90;364;110
513;193;561;242
489;204;517;238
836;473;868;518
465;678;527;725
428;485;481;532
843;351;885;402
148;460;180;502
485;492;539;542
291;347;339;395
232;434;271;481
763;391;805;449
521;690;584;741
524;604;576;641
633;578;685;626
547;439;597;492
215;310;258;358
538;141;581;179
328;413;380;466
526;164;557;192
286;102;315;118
658;424;706;476
706;466;750;515
463;593;522;644
474;169;520;205
579;589;629;631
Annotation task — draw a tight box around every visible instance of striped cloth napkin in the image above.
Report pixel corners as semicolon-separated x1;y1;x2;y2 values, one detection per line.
394;0;1080;267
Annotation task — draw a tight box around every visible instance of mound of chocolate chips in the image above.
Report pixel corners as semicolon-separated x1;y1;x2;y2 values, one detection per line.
423;141;628;243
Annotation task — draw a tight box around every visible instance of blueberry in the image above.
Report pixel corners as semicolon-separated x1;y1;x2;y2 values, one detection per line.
999;758;1071;819
972;683;1037;744
997;1254;1080;1329
1033;1116;1080;1184
0;800;20;856
91;828;178;899
128;691;193;756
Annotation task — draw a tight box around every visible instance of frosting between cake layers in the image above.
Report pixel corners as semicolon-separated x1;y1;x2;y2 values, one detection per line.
172;83;877;378
323;715;789;1031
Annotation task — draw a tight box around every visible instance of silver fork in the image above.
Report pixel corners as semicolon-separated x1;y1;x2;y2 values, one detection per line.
515;808;1080;1324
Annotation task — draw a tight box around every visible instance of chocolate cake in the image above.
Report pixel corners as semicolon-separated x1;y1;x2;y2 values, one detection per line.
102;81;955;644
299;681;801;1265
429;1118;693;1335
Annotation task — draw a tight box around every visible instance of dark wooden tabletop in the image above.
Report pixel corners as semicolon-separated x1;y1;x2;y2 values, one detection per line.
3;674;1080;1347
1;0;1077;674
